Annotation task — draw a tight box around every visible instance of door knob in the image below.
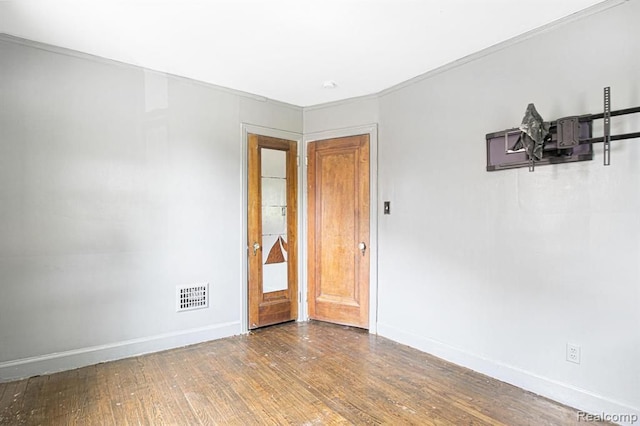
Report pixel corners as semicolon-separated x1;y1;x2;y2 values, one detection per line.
252;242;261;256
358;242;367;256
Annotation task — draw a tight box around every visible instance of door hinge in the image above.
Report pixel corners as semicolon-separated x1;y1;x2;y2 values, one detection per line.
296;156;299;167
305;156;308;166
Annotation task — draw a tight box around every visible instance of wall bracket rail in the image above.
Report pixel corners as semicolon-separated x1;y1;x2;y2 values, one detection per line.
486;87;640;172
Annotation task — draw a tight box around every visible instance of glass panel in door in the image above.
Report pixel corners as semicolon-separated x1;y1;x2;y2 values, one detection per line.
261;148;288;293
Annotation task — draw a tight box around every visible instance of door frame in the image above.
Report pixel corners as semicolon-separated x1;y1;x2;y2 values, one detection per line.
241;123;303;333
303;124;378;333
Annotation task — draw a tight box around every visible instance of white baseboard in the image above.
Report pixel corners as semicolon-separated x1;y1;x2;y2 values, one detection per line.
377;322;639;426
0;321;241;382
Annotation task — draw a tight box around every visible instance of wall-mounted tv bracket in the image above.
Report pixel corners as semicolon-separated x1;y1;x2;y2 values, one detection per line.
486;87;640;172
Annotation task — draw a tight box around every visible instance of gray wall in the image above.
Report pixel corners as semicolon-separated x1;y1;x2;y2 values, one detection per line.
304;0;640;417
1;0;639;418
0;36;301;378
303;96;379;135
375;0;639;415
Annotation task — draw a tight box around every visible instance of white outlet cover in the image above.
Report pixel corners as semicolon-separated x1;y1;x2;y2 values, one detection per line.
566;343;581;364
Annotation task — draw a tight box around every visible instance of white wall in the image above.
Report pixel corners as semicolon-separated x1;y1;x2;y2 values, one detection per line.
375;0;639;418
2;0;639;419
0;35;302;380
303;95;379;135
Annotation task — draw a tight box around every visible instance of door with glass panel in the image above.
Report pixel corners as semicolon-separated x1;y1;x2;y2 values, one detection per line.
248;134;298;329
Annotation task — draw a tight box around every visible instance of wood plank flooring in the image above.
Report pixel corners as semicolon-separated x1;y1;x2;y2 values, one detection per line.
1;321;587;425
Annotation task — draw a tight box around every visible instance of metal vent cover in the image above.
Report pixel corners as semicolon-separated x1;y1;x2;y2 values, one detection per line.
176;283;209;312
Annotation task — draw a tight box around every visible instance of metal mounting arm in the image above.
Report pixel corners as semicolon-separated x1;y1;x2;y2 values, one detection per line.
485;87;640;172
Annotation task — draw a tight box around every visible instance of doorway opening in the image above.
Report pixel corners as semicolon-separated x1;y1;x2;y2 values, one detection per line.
242;124;378;333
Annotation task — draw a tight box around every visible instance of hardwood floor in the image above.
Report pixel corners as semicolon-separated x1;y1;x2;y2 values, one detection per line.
1;321;586;425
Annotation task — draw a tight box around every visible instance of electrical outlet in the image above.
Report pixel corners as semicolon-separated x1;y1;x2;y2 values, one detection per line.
567;343;581;364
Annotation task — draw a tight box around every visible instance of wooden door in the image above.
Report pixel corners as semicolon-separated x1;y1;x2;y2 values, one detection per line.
307;134;370;328
248;134;298;329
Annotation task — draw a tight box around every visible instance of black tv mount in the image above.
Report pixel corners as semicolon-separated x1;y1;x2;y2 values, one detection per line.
486;87;640;172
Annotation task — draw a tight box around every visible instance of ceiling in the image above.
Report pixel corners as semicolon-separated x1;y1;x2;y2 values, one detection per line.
0;0;607;107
